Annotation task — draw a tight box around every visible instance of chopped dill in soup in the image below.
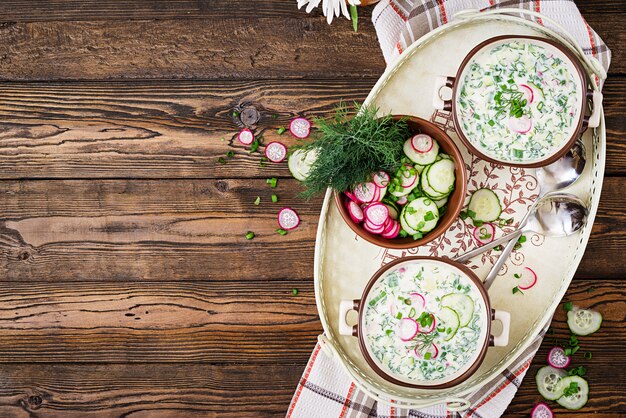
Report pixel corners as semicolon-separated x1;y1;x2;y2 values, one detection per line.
363;262;484;383
457;40;581;163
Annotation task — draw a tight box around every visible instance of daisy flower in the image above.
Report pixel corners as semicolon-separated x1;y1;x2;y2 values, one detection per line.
296;0;361;25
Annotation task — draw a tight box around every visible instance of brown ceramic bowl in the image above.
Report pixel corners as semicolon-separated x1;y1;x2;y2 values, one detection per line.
338;256;511;389
334;116;467;249
433;35;603;168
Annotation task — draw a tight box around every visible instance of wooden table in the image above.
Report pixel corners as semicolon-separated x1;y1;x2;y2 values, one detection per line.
0;1;623;417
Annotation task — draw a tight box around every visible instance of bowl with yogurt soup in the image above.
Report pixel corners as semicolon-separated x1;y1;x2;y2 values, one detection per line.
432;35;603;167
338;257;510;389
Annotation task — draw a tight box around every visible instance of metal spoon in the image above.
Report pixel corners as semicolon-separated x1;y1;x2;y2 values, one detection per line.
455;140;586;262
457;193;588;289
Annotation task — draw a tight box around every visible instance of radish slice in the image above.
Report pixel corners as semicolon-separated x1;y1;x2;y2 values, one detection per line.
518;267;537;290
417;314;436;334
344;191;357;202
364;203;389;226
238;128;254;145
264;141;287;163
473;223;495;245
373;171;390;188
415;343;439;360
363;221;385;234
371;186;381;202
398;318;419;341
277;207;300;230
382;218;395;234
381;221;400;239
531;403;554;418
354;182;377;204
347;200;364;223
411;134;434;153
519;84;534;104
289;117;311;139
396;196;408;206
508;116;532;134
401;173;418;188
547;346;570;369
409;292;426;309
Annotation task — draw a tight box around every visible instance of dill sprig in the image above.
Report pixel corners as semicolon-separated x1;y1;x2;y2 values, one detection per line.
295;103;411;198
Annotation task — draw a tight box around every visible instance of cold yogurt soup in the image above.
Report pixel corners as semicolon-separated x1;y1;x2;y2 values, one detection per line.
363;261;485;383
457;39;582;164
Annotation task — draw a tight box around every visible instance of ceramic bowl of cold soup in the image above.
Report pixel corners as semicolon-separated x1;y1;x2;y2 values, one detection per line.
338;257;510;389
433;35;603;167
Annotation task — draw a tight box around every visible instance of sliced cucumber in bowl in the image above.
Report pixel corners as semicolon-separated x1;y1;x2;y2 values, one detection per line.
437;306;460;341
440;293;474;327
400;197;439;233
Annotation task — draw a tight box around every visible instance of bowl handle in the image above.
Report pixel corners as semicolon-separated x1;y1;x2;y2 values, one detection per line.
583;90;604;130
432;76;455;111
491;309;511;347
338;299;360;337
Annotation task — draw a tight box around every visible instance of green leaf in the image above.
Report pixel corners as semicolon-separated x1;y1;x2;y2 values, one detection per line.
350;5;358;32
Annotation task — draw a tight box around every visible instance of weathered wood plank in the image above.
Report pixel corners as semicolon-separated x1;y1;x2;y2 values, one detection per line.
0;280;619;416
0;18;385;81
0;280;319;363
0;178;322;282
0;77;623;179
506;279;626;415
1;176;626;281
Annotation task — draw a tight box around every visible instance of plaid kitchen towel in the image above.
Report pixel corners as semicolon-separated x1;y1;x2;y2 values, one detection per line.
288;1;611;417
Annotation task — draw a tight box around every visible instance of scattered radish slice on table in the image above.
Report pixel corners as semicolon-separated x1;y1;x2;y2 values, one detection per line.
411;134;433;153
264;141;287;162
518;267;537;290
398;318;419;341
289;117;311;139
277;207;300;230
547;346;571;369
473;223;495;245
531;403;553;418
238;128;254;145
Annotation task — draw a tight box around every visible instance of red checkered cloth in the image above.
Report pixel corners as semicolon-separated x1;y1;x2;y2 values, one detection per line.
288;1;611;417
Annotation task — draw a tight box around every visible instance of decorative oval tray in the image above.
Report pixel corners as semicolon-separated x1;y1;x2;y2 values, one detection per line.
313;10;605;409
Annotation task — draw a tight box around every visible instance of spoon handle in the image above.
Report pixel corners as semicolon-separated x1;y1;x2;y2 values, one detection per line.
454;229;524;262
484;234;518;289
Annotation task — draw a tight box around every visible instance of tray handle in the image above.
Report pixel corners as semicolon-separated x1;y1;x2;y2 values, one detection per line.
584;90;603;129
491;309;511;347
339;299;360;337
454;8;606;83
432;76;455;111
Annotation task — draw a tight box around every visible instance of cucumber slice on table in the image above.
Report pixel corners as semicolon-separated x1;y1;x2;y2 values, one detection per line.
441;293;474;327
556;376;589;410
535;366;568;401
426;159;456;196
401;197;439;233
567;307;603;336
403;138;439;166
437;306;460;341
468;188;502;222
288;149;317;182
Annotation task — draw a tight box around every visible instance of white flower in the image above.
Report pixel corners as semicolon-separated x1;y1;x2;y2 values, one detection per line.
297;0;361;24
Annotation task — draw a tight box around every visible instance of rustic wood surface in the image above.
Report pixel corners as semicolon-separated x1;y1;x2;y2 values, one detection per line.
0;1;623;417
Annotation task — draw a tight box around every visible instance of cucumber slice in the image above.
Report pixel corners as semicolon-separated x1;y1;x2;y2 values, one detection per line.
535;366;568;401
400;211;419;235
383;201;400;220
426;159;456;195
434;196;448;208
441;293;474;327
288;149;317;182
401;197;439;233
567;307;603;336
556;376;589;410
420;166;447;200
403;138;439;166
437;306;460;341
467;188;502;222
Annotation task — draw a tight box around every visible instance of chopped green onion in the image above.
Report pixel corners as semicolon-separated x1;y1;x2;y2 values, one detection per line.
245;231;255;240
232;110;240;117
396;312;402;320
259;157;269;167
424;352;432;360
292;288;298;296
254;196;261;205
277;127;286;135
518;235;527;244
473;219;484;227
424;211;435;221
276;228;288;236
467;209;477;219
271;194;279;203
226;151;235;158
512;286;524;295
408;307;416;318
218;157;226;164
584;351;592;359
563;301;574;312
514;273;521;279
250;140;260;153
459;211;468;220
271;114;279;119
266;177;278;188
385;329;393;336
